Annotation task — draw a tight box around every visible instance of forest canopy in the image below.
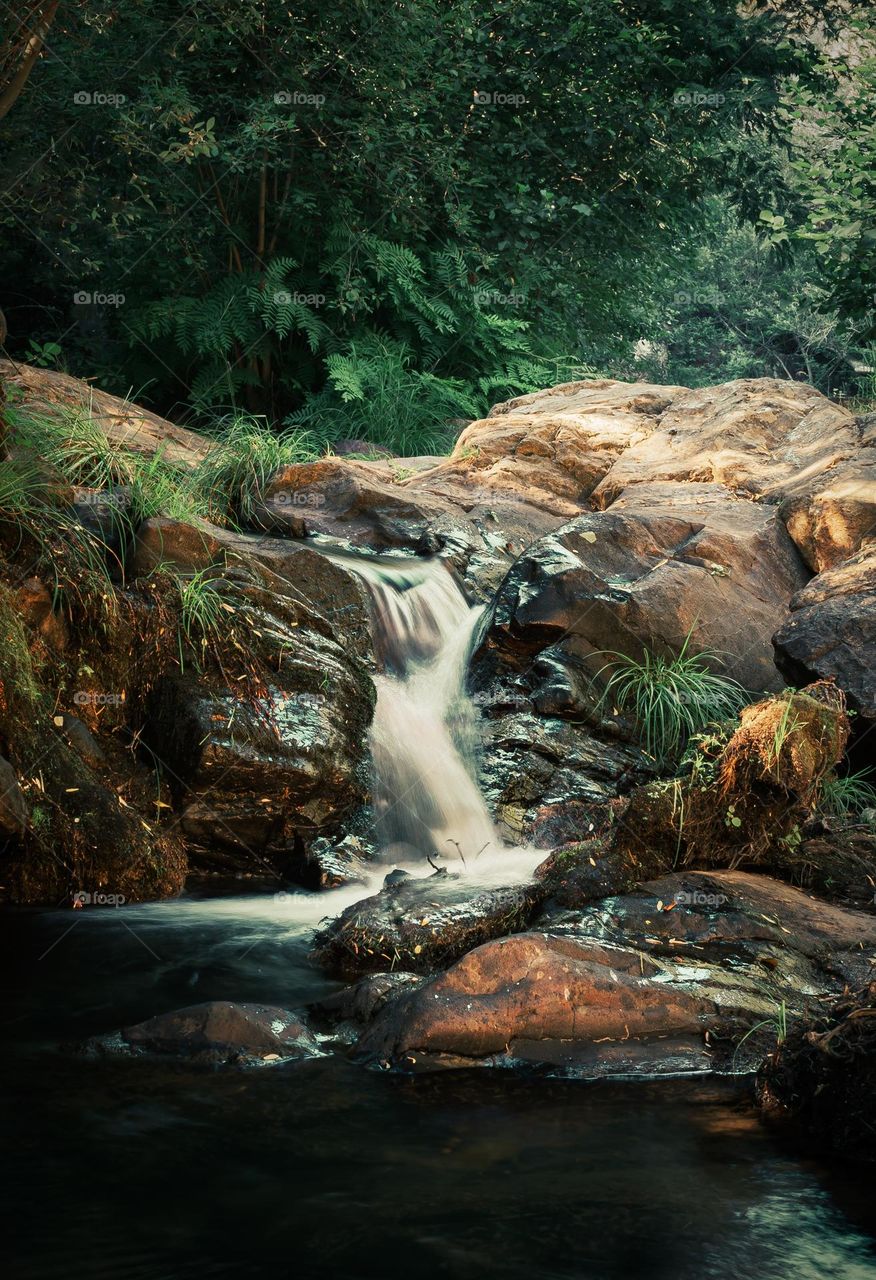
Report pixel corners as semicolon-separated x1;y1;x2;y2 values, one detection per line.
1;0;874;450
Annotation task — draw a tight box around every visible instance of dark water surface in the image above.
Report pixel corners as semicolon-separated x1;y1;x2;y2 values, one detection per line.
2;891;875;1280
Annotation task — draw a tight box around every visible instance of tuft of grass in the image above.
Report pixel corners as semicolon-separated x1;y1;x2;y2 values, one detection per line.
818;769;876;819
176;566;229;670
193;413;320;525
594;635;748;764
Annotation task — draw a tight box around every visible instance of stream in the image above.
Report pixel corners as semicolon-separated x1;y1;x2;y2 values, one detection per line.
2;555;876;1277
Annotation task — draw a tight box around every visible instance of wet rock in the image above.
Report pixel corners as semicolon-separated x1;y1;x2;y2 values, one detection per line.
773;543;876;729
764;822;876;911
289;834;374;890
311;869;544;977
534;840;666;909
477;711;655;844
312;972;425;1030
89;1001;321;1066
0;754;28;837
51;712;106;768
356;870;876;1074
130;517;373;658
145;630;375;868
481;481;808;695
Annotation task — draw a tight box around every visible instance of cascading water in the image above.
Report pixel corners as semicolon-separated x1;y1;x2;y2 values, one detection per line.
335;553;498;865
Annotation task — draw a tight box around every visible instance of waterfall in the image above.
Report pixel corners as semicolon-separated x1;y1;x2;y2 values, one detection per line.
333;552;498;865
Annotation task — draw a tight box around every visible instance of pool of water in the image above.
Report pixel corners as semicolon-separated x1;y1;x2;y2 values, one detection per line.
2;890;876;1280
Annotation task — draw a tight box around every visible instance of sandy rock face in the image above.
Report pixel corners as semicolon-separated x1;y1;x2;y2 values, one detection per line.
411;379;686;517
773;542;876;726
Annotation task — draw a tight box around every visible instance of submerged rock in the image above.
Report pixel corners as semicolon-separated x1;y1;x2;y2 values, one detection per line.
353;870;876;1075
88;1001;322;1067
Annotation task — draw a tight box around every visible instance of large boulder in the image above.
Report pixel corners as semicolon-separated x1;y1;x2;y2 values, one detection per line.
590;378;857;508
409;379;685;517
773;542;876;730
479;482;809;696
356;870;876;1074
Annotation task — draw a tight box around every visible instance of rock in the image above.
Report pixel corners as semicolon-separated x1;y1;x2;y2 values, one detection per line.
89;1001;322;1066
481;481;808;695
0;754;28;837
417;378;685;517
590;377;857;508
773;542;876;728
757;983;876;1162
764;823;876;910
534;840;665;909
51;712;106;767
356;870;876;1074
289;834;374;890
14;577;69;650
146;641;374;865
780;452;876;573
312;972;425;1030
476;712;652;845
130;516;373;656
260;457;484;555
311;869;544;977
612;684;849;869
0;359;212;468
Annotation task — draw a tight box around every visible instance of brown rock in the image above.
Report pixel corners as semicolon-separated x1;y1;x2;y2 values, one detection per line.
0;359;212;468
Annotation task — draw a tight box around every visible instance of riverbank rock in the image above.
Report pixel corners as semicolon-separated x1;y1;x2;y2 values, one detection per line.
0;359;212;468
757;983;876;1162
87;1001;322;1067
311;868;544;977
355;870;876;1074
773;542;876;731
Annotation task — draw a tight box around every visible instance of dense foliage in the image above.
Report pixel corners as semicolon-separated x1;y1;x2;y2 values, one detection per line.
0;1;873;449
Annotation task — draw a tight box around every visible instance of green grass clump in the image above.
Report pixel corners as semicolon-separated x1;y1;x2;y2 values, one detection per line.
193;413;320;525
595;636;748;764
818;769;876;819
